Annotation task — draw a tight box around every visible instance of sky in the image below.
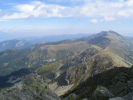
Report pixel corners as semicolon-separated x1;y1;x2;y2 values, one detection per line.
0;0;133;37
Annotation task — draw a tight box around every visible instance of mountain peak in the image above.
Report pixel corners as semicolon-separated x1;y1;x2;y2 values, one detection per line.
83;31;124;49
96;31;124;41
98;31;121;37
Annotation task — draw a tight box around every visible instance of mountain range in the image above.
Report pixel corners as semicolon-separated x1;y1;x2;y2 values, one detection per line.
0;40;32;52
0;32;91;52
0;31;133;100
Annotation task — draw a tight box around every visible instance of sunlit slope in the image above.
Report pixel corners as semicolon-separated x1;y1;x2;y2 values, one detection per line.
0;41;90;76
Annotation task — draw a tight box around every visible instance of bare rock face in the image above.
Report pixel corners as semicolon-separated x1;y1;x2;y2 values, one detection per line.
123;92;133;100
0;74;61;100
109;97;125;100
92;86;114;100
63;66;133;100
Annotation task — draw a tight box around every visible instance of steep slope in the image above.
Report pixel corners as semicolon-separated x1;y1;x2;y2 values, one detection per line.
63;66;133;100
57;31;133;99
0;73;61;100
52;47;131;95
41;31;133;96
81;31;133;64
0;68;31;89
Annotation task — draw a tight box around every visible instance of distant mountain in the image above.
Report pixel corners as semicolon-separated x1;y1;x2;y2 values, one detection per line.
0;32;91;51
0;31;18;41
0;30;91;43
23;33;91;44
0;40;31;52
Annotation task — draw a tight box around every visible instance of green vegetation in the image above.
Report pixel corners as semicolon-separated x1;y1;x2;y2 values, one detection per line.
0;31;133;100
0;73;61;100
64;66;133;100
37;62;62;80
0;40;90;76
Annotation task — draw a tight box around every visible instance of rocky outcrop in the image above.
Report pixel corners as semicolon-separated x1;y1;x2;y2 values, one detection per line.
63;66;133;100
0;73;61;100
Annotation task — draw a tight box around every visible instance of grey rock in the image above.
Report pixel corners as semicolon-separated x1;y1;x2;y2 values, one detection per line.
109;97;125;100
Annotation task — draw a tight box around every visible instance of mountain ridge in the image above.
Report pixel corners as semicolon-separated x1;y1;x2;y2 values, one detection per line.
0;31;133;100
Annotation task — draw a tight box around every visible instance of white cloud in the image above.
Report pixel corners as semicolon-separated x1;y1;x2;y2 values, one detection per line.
126;0;133;6
0;1;70;20
0;0;133;22
90;19;98;23
15;1;71;18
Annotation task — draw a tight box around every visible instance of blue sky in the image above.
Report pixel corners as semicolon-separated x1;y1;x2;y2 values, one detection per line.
0;0;133;37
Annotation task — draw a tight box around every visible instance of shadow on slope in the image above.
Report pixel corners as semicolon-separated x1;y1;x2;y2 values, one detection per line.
63;66;133;100
0;68;31;89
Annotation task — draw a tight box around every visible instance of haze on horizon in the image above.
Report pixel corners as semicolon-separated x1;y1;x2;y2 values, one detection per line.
0;0;133;37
